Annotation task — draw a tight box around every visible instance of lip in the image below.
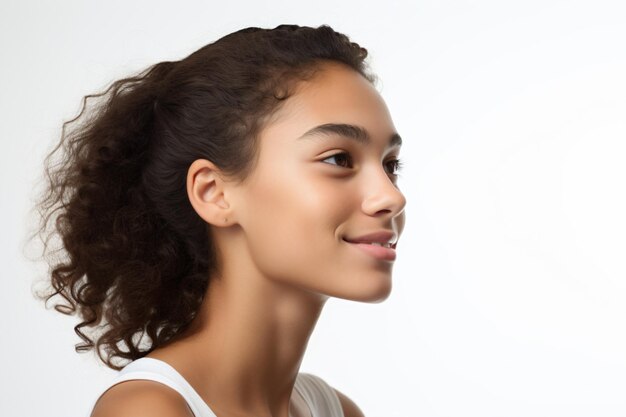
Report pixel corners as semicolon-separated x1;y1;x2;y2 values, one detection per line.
343;230;398;247
343;238;397;261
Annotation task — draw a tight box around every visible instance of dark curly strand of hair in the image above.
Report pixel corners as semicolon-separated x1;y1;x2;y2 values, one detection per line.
29;23;376;371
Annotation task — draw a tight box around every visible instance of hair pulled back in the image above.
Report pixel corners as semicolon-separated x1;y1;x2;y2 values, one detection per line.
30;24;376;370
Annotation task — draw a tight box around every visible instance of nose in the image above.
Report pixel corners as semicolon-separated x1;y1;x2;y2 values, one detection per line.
361;167;407;219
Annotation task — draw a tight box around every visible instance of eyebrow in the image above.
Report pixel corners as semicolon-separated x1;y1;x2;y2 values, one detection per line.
297;123;402;148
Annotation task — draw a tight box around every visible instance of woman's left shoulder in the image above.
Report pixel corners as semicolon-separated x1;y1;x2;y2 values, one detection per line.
298;372;366;417
331;386;366;417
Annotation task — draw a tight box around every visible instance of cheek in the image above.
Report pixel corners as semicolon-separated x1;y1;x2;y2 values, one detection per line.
242;168;350;282
241;169;394;300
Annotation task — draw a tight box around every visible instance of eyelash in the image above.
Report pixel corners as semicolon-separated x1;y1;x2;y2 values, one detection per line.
321;152;404;176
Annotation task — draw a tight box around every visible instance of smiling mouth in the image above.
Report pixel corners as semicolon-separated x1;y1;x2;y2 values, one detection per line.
342;238;397;249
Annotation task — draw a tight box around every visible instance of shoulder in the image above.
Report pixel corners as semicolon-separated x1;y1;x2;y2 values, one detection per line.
300;373;365;417
332;386;366;417
90;380;194;417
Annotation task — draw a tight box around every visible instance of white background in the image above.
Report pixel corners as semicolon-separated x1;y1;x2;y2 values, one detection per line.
2;1;626;416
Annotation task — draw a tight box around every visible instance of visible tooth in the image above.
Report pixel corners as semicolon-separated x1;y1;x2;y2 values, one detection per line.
370;242;390;247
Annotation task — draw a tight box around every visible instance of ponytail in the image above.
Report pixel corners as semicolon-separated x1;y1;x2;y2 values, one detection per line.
33;59;211;370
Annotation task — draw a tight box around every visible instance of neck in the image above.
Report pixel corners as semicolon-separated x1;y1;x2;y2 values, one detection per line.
146;258;327;417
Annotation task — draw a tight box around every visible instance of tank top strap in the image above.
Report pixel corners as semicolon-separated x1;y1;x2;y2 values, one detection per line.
295;373;345;417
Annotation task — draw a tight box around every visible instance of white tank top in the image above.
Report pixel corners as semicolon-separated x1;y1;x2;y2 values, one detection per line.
85;357;344;417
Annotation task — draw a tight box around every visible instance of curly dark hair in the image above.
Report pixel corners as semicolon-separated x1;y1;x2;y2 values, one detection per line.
28;24;377;371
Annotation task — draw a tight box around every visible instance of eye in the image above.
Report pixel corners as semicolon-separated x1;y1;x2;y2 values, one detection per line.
385;157;404;177
321;152;353;168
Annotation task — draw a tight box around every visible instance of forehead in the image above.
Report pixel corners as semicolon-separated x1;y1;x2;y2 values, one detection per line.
263;62;398;148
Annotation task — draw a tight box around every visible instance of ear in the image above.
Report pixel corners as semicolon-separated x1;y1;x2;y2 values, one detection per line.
186;159;235;227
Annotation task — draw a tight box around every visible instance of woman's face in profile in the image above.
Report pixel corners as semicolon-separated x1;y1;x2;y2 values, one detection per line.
231;61;406;302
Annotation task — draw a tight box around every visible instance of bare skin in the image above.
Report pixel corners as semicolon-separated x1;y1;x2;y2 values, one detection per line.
140;61;406;417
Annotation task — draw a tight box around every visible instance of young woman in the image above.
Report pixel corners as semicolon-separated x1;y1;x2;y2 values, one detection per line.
34;24;406;417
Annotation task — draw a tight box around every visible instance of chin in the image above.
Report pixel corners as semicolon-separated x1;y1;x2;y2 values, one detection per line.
346;281;393;303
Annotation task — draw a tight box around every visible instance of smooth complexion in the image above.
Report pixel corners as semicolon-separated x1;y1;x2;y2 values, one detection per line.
142;61;406;417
